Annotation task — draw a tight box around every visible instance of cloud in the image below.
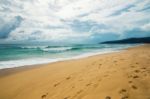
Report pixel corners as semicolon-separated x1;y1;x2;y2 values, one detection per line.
110;4;135;16
0;16;23;39
141;23;150;31
0;0;150;44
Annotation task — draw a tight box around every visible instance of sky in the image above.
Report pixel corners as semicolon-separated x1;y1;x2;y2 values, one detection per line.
0;0;150;44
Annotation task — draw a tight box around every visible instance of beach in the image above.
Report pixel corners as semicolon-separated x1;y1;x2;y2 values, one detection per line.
0;44;150;99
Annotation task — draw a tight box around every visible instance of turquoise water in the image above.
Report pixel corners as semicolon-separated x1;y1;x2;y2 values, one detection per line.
0;44;138;69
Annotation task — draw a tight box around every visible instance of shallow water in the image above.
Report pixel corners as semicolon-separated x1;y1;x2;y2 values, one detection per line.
0;44;139;69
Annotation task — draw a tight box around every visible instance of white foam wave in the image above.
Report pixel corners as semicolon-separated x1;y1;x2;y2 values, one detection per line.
0;58;59;69
40;47;73;52
20;46;48;49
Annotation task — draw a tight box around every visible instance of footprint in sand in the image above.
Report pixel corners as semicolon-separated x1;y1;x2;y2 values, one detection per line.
64;96;70;99
131;85;138;90
105;96;111;99
77;90;83;94
72;90;83;98
133;75;139;79
131;65;135;68
41;93;48;99
134;70;140;73
119;89;129;99
141;67;146;70
121;96;129;99
98;78;102;82
128;74;139;79
128;80;132;84
86;83;92;86
135;62;139;65
114;60;117;63
114;60;118;64
128;79;138;90
66;76;71;80
53;82;60;87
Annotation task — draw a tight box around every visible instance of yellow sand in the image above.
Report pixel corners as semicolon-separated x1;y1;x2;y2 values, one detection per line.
0;45;150;99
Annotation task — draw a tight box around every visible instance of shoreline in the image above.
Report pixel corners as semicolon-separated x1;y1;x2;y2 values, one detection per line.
0;50;120;77
0;46;129;77
0;44;150;99
0;44;141;72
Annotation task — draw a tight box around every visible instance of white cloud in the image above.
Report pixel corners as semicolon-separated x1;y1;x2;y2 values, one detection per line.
0;0;150;44
141;23;150;31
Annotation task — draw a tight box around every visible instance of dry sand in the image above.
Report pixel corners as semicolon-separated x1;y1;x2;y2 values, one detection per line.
0;45;150;99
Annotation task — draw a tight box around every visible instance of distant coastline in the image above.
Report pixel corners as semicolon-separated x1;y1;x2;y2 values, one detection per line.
100;37;150;44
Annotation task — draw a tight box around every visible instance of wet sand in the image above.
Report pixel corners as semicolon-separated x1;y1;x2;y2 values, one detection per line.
0;45;150;99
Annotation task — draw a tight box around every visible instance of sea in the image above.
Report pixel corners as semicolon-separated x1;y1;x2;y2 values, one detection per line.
0;44;140;69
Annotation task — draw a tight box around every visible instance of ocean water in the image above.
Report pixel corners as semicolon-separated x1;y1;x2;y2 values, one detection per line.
0;44;139;69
